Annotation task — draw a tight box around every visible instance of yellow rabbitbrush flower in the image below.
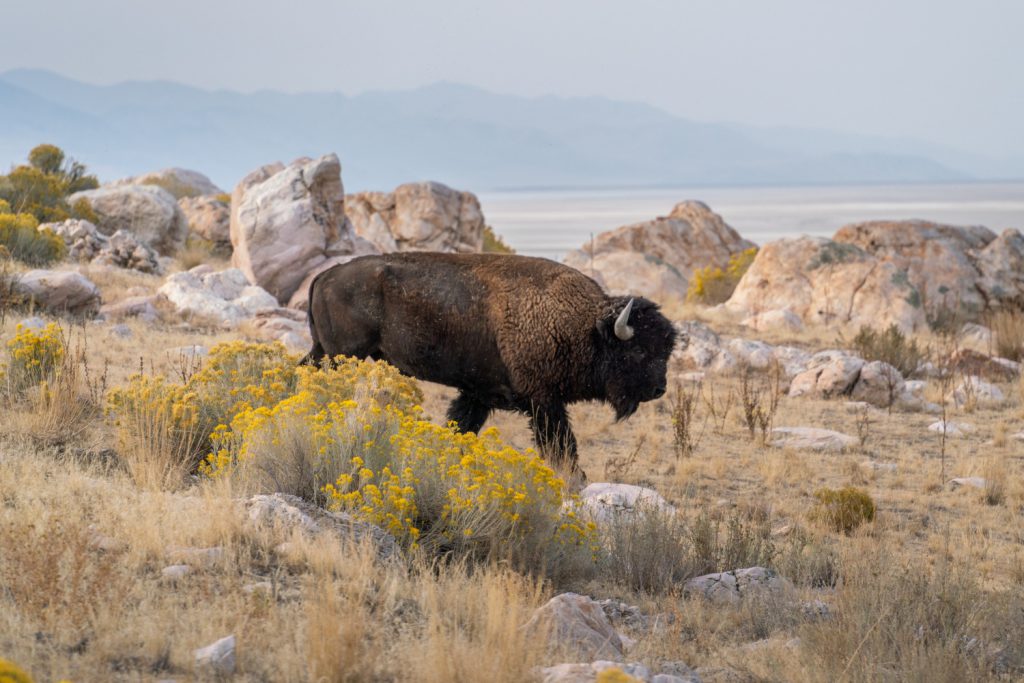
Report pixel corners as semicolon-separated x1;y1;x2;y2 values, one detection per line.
200;356;594;564
2;322;65;394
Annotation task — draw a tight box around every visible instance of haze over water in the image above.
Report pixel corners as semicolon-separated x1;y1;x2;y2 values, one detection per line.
480;182;1024;261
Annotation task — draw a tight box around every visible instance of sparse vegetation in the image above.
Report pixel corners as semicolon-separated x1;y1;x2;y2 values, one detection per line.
987;307;1024;361
846;323;926;376
0;143;98;223
686;246;757;305
0;200;66;266
482;224;515;254
810;486;876;534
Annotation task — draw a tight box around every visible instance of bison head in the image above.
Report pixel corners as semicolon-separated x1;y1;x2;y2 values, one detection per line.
596;296;677;420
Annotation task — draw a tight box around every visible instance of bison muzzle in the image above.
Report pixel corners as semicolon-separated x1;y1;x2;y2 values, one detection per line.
302;253;676;476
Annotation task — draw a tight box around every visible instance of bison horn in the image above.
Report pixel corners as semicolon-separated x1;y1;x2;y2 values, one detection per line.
614;298;635;341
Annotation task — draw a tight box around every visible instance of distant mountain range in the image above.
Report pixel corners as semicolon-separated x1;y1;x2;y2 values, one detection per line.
1;68;1020;192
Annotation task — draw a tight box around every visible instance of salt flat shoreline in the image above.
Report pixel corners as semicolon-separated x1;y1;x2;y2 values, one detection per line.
480;181;1024;260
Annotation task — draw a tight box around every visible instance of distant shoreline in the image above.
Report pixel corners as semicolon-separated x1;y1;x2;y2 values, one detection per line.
479;181;1024;261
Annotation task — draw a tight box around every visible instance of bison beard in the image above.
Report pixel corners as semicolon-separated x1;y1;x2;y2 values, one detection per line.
301;253;676;478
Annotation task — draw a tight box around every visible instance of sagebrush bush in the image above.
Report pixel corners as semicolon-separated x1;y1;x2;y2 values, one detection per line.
810;486;876;534
2;322;65;395
846;323;925;376
686;247;757;305
0;210;66;266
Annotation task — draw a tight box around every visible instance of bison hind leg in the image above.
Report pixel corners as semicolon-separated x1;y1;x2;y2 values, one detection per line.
447;392;492;434
299;340;327;367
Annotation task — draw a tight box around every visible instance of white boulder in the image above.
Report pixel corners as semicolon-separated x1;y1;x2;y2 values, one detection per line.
230;154;373;304
563;201;755;304
158;267;277;325
14;269;101;316
346;181;485;253
68;184;188;255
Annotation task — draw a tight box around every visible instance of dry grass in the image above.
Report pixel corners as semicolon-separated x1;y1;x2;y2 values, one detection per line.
1;285;1023;681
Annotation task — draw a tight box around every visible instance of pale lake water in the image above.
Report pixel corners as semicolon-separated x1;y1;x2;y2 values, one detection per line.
478;182;1024;261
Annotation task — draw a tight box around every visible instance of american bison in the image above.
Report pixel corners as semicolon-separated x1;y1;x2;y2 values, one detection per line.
302;253;676;475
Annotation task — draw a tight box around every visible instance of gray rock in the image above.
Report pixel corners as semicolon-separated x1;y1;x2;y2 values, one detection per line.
158;267;277;325
948;477;987;490
949;376;1005;408
523;593;625;660
14;269;101;316
684;566;793;605
577;483;675;525
113;167;223;199
928;420;974;437
179;195;231;246
69;184;188;255
194;635;236;677
850;360;904;408
100;296;159;322
244;493;400;561
347;181;485;254
161;564;190;580
770;427;857;452
230;154;369;303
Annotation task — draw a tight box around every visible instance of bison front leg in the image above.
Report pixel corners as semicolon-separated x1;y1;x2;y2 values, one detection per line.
529;404;581;474
447;392;492;434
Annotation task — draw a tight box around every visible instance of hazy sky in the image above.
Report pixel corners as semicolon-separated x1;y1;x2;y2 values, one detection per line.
2;0;1021;157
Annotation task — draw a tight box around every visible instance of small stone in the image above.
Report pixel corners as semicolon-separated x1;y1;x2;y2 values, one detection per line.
948;477;987;490
770;427;857;452
161;564;190;580
194;635;236;676
109;323;133;338
523;593;625;660
167;546;224;567
684;566;793;605
928;420;974;437
861;460;897;473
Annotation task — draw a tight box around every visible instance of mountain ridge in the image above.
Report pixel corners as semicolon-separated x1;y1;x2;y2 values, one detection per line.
1;68;1016;192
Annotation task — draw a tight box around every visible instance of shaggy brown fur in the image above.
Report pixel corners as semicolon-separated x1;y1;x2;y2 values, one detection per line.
303;253;676;473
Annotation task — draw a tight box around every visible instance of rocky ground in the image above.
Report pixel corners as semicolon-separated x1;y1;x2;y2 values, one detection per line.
1;161;1023;682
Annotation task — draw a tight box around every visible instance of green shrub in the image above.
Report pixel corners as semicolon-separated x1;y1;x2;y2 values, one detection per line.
810;486;876;534
0;144;98;224
846;323;925;376
482;225;515;254
686;247;757;305
0;211;66;266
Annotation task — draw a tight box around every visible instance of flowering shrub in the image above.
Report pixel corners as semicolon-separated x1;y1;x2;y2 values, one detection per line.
2;322;65;394
106;341;299;478
0;208;65;266
202;357;591;563
686;246;758;305
0;656;34;683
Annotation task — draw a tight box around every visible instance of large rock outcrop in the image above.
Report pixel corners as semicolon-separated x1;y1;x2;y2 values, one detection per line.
67;184;189;255
112;167;223;199
230;154;376;304
725;236;926;332
833;220;1024;316
158;266;278;325
14;269;101;316
179;195;231;248
562;201;755;303
346;181;484;253
41;219;161;273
